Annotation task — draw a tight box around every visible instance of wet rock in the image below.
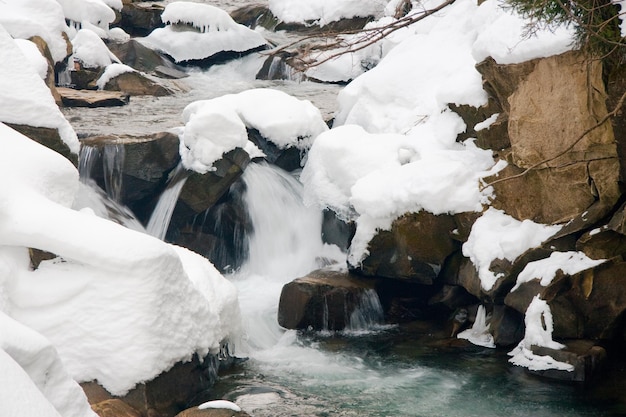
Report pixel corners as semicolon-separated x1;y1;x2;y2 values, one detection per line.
490;305;524;346
82;353;221;417
256;52;300;81
542;257;626;339
230;4;279;30
356;211;459;285
58;87;129;108
80;132;180;222
107;39;188;78
119;2;165;36
528;340;606;383
428;284;478;311
91;399;142;417
278;269;380;331
321;209;355;253
100;71;175;96
177;148;250;215
5;123;77;165
246;128;302;171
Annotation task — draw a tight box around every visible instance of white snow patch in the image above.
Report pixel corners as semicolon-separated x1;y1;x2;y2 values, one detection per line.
96;63;136;90
512;251;606;292
15;39;49;79
198;400;242;412
508;296;574;372
142;2;267;63
474;113;499;132
269;0;387;26
462;208;562;291
0;27;78;154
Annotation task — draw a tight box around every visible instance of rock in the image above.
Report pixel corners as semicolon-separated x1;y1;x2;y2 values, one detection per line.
5;123;77;166
576;228;626;260
100;71;175;96
82;353;222;417
475;56;537;113
28;248;57;270
542;257;626;339
428;284;478;310
490;305;524;346
528;340;606;383
321;209;355;253
176;406;250;417
91;399;142;417
508;51;615;169
58;87;129;108
119;2;165;36
80;132;180;222
28;35;61;106
450;97;507;148
246;128;302;171
70;65;101;90
107;39;188;78
278;269;380;331
230;4;280;30
177;148;250;215
256;52;299;82
355;211;459;285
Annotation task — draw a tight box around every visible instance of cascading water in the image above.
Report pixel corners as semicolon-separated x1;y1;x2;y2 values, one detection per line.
146;163;188;241
103;143;125;203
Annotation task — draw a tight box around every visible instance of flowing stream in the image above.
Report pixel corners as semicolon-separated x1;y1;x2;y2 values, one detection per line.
63;1;626;414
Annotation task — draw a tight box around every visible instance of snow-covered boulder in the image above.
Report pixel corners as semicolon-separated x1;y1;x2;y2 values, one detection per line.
142;2;267;65
268;0;385;27
0;122;241;399
0;25;78;162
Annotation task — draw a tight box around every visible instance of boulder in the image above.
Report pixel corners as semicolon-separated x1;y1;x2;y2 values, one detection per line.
82;353;222;417
107;39;188;78
490;305;524;346
80;132;180;222
475;56;537;114
528;340;606;383
542;257;626;339
100;71;175;96
355;211;459;285
58;87;130;108
246;128;302;171
6;123;77;166
230;4;280;30
91;399;142;417
278;269;381;331
119;2;165;36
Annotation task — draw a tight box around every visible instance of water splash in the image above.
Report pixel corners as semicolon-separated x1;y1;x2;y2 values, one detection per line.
146;163;189;240
347;289;385;332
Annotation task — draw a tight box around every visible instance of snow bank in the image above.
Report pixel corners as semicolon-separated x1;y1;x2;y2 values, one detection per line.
269;0;387;26
512;251;606;292
0;26;78;154
0;0;70;63
181;88;328;172
462;208;562;291
334;0;574;134
508;296;574;372
0;311;97;417
302;124;500;265
15;39;49;79
57;0;117;32
142;2;267;63
0;122;241;396
71;28;119;68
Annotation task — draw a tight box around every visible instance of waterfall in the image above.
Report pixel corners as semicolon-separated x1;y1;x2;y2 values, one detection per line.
103;143;125;203
78;145;98;181
146;164;188;240
347;289;385;332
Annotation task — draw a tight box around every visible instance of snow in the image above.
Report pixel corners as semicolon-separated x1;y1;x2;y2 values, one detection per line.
474;113;499;132
302;124;501;265
0;311;97;417
0;0;71;63
56;0;117;32
462;208;563;291
15;38;49;80
512;251;606;292
181;88;328;172
70;28;119;68
198;400;242;412
509;296;574;372
0;123;241;396
142;2;267;63
457;305;496;348
96;63;136;90
617;0;626;37
269;0;387;26
0;26;79;154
